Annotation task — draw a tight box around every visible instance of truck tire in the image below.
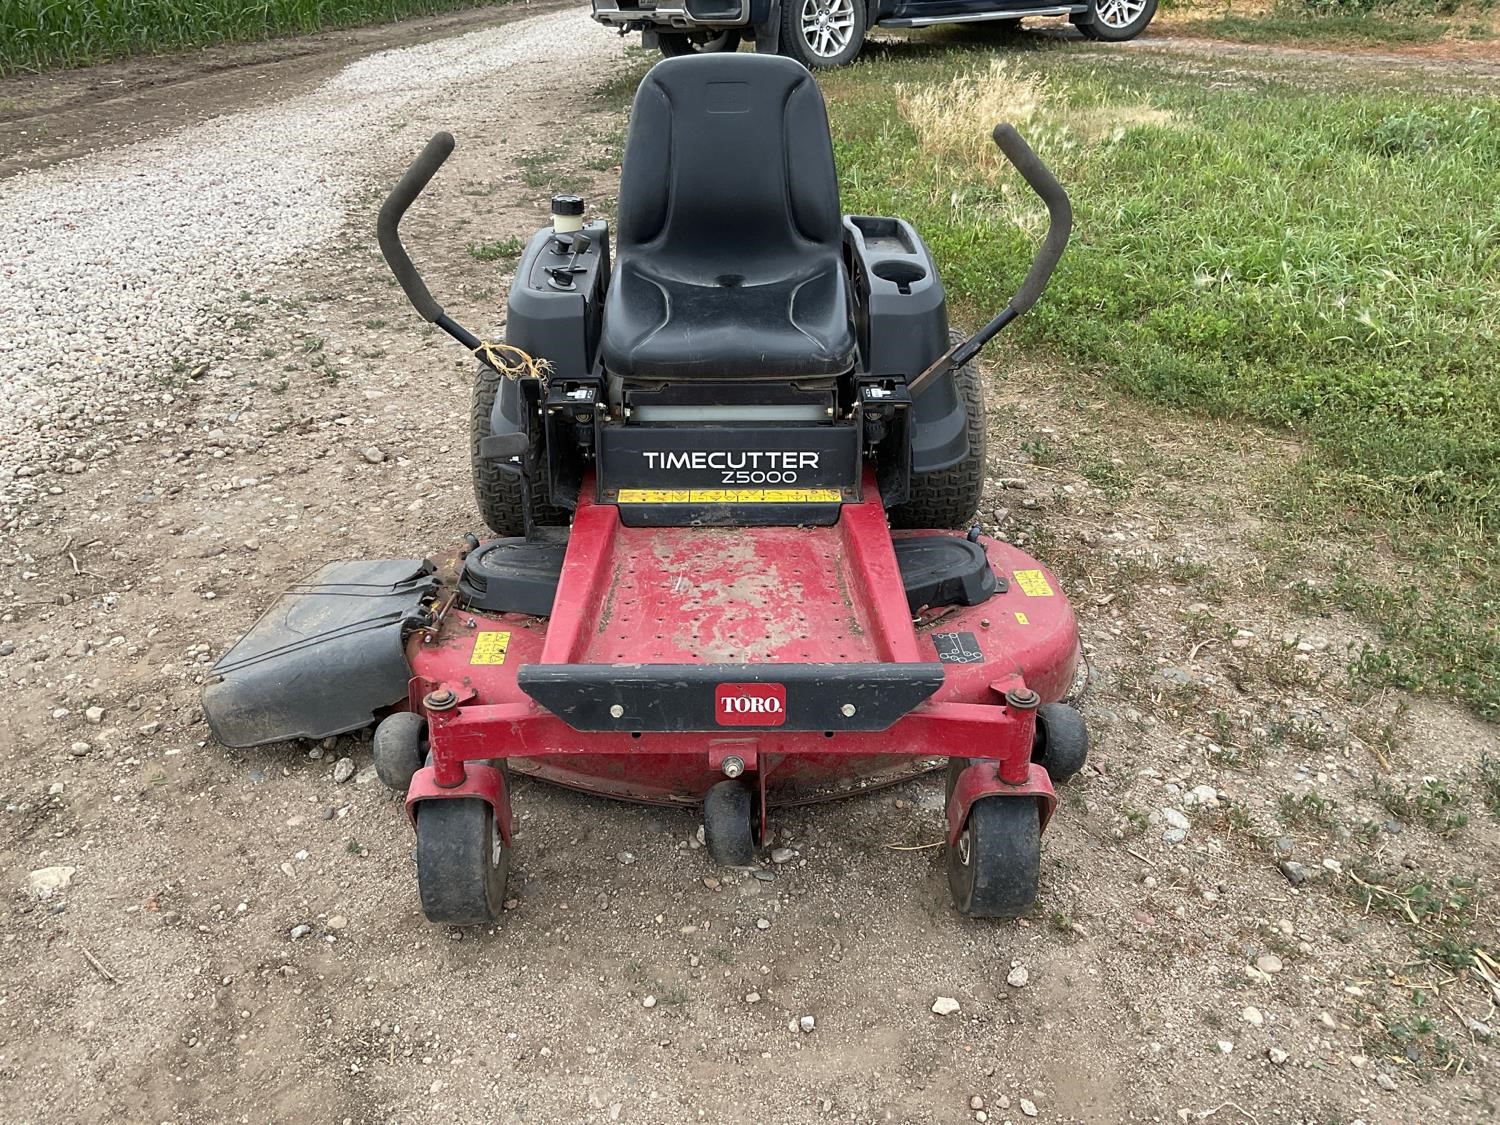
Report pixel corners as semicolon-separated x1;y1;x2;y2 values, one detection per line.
778;0;865;68
471;365;569;537
1072;0;1158;41
889;331;987;530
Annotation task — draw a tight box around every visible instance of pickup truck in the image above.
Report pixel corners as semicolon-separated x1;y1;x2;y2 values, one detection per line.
591;0;1156;68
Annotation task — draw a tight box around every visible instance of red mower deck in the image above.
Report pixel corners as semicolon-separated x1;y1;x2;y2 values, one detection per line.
403;477;1078;846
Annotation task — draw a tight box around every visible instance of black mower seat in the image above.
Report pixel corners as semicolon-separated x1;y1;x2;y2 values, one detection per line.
600;55;856;382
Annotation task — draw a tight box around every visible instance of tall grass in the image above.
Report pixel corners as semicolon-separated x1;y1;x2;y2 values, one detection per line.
0;0;498;75
830;53;1500;521
1288;0;1485;15
1168;0;1499;45
823;49;1500;716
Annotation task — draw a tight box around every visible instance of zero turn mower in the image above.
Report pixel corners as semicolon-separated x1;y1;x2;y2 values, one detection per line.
204;55;1088;924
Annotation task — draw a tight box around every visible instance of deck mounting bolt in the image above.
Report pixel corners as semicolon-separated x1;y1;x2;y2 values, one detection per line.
1003;688;1040;711
423;688;458;712
721;756;745;779
609;704;625;719
840;703;856;718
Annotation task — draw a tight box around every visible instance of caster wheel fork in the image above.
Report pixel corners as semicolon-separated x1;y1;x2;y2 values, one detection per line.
945;758;1042;919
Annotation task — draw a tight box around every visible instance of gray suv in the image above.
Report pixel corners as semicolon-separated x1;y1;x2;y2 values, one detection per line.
591;0;1157;68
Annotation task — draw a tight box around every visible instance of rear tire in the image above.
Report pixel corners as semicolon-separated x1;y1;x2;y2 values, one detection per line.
779;0;865;69
947;796;1041;918
703;780;757;866
658;29;742;56
890;331;987;529
416;797;510;925
1072;0;1157;41
471;364;568;537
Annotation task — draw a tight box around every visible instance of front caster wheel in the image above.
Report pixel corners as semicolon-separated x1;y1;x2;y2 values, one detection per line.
1033;703;1088;784
703;779;756;866
373;712;426;791
947;796;1041;918
415;798;510;925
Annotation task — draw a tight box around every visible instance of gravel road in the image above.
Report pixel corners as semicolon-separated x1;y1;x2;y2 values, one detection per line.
0;7;608;502
1;14;1496;1125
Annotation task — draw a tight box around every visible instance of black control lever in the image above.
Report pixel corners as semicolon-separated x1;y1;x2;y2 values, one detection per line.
377;132;507;371
907;124;1072;398
545;232;593;290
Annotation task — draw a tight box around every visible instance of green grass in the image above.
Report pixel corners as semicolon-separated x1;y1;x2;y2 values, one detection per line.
0;0;501;75
516;148;562;188
1347;863;1479;928
514;146;591;194
1177;12;1447;44
1479;756;1500;815
1375;779;1469;835
1278;790;1339;828
821;46;1500;717
467;235;524;262
1168;0;1499;45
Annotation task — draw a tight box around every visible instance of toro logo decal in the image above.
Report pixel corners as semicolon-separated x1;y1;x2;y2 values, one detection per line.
715;682;787;727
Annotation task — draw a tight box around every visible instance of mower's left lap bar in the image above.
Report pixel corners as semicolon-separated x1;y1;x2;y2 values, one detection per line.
201;559;438;747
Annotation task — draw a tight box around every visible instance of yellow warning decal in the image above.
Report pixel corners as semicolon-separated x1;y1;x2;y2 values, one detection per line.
617;488;842;504
1013;569;1055;598
470;631;511;665
1014;611;1030;625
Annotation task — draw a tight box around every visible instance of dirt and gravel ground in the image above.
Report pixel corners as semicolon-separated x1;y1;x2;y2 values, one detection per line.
1;8;1497;1124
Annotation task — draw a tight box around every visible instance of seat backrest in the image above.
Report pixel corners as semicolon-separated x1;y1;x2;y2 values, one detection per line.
616;55;842;282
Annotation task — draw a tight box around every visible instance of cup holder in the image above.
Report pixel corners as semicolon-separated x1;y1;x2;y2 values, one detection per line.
872;260;928;295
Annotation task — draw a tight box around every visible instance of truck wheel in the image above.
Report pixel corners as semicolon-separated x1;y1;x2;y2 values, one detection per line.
779;0;865;68
1072;0;1157;41
658;30;742;56
889;331;986;530
471;364;569;537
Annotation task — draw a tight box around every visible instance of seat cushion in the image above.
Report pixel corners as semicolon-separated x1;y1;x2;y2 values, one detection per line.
600;258;856;381
599;54;857;382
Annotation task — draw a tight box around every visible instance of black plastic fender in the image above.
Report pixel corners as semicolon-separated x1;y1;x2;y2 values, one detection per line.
910;369;969;475
751;0;782;51
481;375;532;461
